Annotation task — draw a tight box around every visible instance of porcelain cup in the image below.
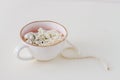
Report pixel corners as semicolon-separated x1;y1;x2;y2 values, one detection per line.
15;20;73;61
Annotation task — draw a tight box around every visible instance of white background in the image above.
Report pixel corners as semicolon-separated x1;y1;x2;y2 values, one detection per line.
0;0;120;80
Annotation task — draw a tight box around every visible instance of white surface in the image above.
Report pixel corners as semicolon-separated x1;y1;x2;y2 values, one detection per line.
0;0;120;80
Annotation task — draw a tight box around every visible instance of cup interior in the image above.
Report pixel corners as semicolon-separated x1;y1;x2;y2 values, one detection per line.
20;21;68;46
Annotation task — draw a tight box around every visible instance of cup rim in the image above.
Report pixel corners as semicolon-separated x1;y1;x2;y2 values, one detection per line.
20;20;68;47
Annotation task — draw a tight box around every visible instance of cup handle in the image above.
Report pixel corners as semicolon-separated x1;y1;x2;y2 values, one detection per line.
15;45;34;60
61;40;110;71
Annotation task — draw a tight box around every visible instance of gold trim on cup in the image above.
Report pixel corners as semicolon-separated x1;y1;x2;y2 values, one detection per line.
20;20;68;47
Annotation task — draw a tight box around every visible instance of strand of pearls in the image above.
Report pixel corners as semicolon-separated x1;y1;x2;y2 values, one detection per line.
24;28;63;46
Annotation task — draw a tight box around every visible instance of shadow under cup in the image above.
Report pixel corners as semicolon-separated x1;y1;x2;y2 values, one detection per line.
20;21;68;47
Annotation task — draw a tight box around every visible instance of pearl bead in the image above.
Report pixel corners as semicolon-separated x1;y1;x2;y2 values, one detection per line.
24;32;35;40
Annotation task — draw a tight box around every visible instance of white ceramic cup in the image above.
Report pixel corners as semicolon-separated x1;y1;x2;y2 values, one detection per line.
15;20;75;61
